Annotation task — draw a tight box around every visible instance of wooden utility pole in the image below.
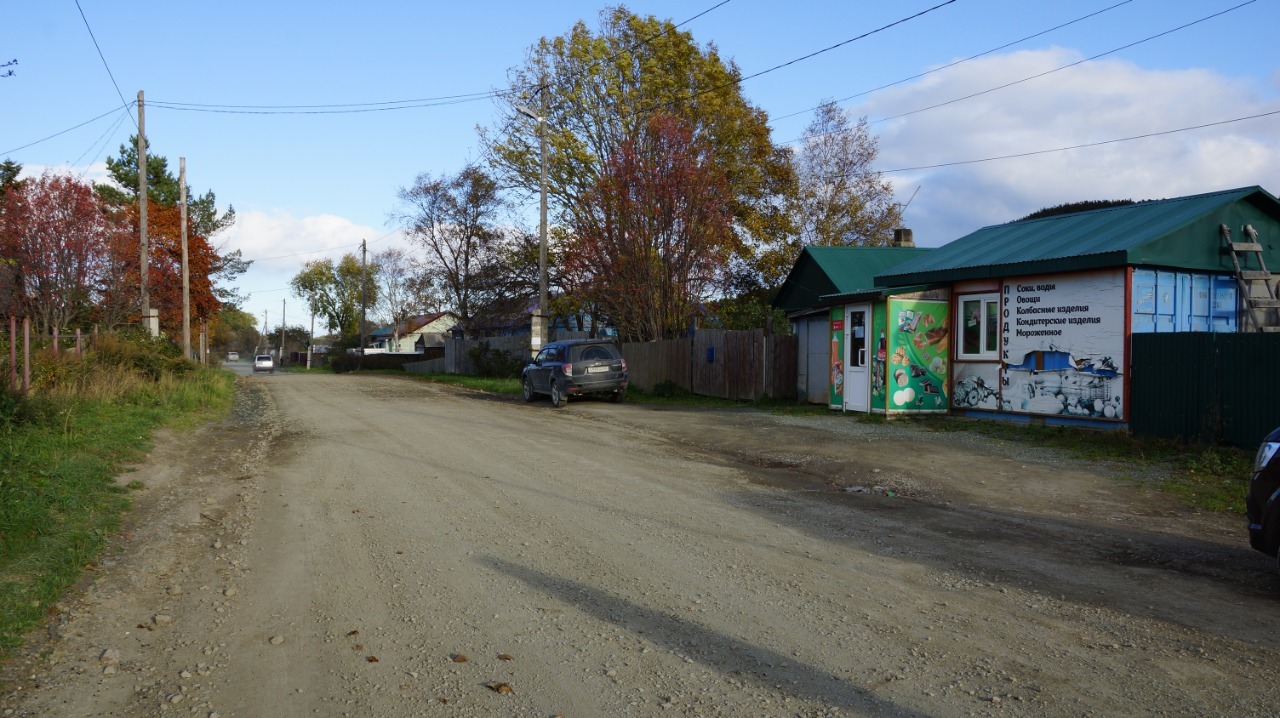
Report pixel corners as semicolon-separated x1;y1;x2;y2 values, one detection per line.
180;157;190;358
137;90;151;332
280;299;286;366
359;239;368;355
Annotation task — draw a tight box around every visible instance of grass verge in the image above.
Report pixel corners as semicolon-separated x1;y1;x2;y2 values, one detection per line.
0;341;234;659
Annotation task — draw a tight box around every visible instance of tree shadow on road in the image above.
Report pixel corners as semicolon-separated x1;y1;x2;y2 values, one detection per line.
480;555;939;717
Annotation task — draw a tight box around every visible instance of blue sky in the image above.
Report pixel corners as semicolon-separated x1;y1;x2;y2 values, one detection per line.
5;0;1278;329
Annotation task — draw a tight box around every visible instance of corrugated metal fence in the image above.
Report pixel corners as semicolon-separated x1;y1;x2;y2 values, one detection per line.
1130;332;1280;447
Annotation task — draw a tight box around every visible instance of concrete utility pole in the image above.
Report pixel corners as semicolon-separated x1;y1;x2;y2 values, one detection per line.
280;299;286;366
262;310;268;355
307;312;314;369
137;90;153;335
180;157;190;358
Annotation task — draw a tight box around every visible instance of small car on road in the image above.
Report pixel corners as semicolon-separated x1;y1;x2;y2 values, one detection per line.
226;351;239;362
253;354;275;374
522;339;627;407
1246;426;1280;571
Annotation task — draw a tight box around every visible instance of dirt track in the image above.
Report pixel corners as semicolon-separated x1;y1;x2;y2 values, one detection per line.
3;372;1279;717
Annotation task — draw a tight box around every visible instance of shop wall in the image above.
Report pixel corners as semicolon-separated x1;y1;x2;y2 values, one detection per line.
828;306;844;408
1000;269;1126;420
886;297;949;412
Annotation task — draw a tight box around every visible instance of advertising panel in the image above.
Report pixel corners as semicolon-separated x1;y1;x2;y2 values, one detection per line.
870;303;888;410
952;363;1000;410
829;306;844;407
1000;270;1125;419
886;298;949;412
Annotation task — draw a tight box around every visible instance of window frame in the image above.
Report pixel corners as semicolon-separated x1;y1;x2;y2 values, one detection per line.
956;293;1001;361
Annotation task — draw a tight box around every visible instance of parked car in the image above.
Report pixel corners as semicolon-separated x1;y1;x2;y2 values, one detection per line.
1246;426;1280;570
522;339;627;407
226;351;239;362
253;354;274;374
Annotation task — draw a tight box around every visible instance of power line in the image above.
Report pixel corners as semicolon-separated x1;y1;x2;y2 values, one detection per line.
245;226;401;263
74;106;132;178
868;0;1256;127
74;0;138;130
875;107;1280;175
641;0;958;115
1;105;132;156
769;0;1134;125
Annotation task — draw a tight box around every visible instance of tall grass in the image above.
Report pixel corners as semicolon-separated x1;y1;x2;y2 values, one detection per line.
0;334;234;657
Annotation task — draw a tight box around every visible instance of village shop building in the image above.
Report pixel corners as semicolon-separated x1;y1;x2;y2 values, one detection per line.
778;186;1280;427
772;242;930;406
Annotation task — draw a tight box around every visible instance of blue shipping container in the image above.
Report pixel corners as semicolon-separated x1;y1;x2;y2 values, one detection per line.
1131;269;1237;333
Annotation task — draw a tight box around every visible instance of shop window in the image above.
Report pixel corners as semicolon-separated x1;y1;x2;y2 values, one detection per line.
958;294;999;359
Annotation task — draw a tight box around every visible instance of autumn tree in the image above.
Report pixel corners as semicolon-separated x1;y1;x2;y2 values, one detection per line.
566;116;734;341
98;137;249;309
211;306;261;355
484;6;794;274
0;171;127;332
393;166;503;324
289;254;376;347
373;246;439;345
768;101;901;279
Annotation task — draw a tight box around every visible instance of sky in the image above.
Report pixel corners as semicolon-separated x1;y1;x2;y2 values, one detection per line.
4;0;1279;332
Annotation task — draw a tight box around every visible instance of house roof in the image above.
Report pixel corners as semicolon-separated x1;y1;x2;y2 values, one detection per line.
772;246;932;313
875;186;1280;286
369;312;456;338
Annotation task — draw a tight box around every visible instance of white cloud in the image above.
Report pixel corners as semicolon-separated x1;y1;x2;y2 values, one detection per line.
854;48;1280;245
221;209;411;272
18;161;114;186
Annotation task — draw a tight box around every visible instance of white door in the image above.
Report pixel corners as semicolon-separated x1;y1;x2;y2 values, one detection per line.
844;304;869;412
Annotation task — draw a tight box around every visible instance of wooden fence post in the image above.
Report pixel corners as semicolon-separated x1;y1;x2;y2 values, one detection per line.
76;328;82;356
8;315;15;392
22;316;30;395
53;326;59;356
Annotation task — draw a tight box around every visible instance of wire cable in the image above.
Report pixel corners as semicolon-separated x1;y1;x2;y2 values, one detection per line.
641;0;958;116
868;0;1256;128
1;105;132;156
875;107;1280;175
74;0;138;130
769;0;1134;125
74;106;132;179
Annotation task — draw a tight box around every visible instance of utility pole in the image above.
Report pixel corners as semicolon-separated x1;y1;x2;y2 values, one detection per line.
307;312;314;369
180;157;190;358
280;299;286;366
137;90;152;335
359;238;368;357
262;310;267;355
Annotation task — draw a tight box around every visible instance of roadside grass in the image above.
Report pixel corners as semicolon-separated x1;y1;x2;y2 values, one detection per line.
0;339;235;659
906;415;1253;513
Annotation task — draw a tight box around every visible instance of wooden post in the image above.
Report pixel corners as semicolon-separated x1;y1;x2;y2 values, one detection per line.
8;315;15;392
22;316;30;395
53;326;59;355
76;328;82;356
180;157;191;359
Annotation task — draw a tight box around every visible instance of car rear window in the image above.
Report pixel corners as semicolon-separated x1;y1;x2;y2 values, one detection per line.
575;344;618;362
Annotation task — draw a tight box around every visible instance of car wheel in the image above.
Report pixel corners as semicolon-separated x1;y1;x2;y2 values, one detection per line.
610;389;625;403
522;377;536;402
550;380;565;408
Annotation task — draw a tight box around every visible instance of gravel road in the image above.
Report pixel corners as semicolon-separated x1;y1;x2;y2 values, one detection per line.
3;372;1278;717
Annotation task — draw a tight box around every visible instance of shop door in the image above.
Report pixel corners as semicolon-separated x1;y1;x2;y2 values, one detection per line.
844;305;869;412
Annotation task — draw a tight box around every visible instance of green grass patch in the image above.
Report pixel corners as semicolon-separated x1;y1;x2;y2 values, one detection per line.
0;340;235;659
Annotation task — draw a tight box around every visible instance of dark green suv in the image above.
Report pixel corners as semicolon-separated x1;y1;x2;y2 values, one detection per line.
522;339;628;407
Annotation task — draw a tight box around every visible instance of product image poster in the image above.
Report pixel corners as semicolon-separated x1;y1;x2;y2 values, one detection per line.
1000;270;1125;419
886;298;949;412
829;306;844;408
870;303;888;409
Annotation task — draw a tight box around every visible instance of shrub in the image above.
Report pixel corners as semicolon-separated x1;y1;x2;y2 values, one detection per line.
467;342;524;379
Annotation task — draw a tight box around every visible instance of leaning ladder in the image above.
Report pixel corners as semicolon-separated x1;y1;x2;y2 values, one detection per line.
1222;224;1280;332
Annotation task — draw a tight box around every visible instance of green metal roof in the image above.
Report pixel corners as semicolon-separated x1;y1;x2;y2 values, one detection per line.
772;246;931;312
876;186;1280;286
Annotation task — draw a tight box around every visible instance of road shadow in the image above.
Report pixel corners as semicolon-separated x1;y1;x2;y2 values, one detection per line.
480;555;938;717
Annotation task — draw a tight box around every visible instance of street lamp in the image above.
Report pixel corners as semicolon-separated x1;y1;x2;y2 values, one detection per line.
516;103;548;355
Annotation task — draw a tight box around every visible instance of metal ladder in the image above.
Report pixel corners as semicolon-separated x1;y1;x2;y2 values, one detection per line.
1222;223;1280;332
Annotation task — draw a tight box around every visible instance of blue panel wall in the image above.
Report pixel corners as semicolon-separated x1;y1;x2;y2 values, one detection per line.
1132;269;1237;333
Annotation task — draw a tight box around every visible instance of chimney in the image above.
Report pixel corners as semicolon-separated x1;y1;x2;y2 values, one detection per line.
890;228;914;247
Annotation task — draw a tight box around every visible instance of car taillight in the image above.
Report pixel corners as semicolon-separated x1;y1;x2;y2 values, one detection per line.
561;362;573;376
620;358;627;372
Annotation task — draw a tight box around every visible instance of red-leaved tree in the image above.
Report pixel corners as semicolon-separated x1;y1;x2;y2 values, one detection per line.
0;171;127;332
566;116;734;341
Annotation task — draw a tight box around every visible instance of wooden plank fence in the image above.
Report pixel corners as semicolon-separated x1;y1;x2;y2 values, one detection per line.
404;327;797;401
